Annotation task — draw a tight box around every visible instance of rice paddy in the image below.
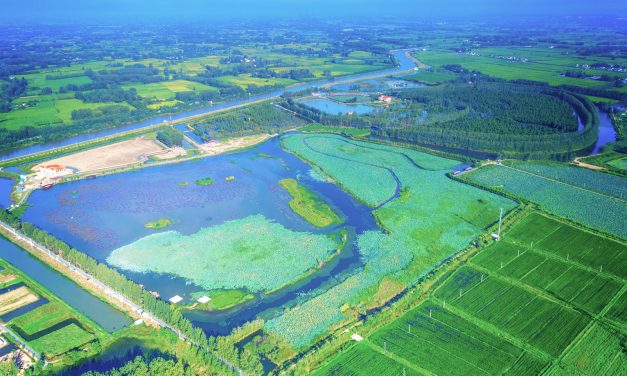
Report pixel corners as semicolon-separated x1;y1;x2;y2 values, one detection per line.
314;211;627;374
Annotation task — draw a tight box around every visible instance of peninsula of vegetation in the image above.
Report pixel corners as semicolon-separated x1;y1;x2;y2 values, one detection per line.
144;218;172;229
279;178;341;228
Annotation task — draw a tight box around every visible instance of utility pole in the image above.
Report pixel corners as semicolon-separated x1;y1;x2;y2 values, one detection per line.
497;207;503;241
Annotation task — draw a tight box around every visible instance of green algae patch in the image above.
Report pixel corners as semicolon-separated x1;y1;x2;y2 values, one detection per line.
195;177;214;186
107;214;339;293
144;218;172;229
280;178;341;228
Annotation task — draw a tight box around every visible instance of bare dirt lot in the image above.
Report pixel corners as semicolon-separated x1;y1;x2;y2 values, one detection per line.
0;274;16;284
0;286;38;315
201;134;274;155
34;138;165;173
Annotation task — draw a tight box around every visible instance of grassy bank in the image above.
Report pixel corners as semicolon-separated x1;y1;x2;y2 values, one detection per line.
279;178;341;228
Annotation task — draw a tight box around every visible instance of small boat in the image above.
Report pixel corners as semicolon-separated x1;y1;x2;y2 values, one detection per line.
86;175;97;179
42;183;53;190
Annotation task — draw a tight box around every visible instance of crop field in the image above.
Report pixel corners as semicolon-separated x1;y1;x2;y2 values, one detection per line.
317;211;626;374
107;214;340;293
267;134;515;347
216;74;297;89
123;80;219;101
0;94;134;131
503;161;627;200
313;342;420;376
466;164;627;238
413;47;626;93
29;323;95;356
10;303;75;336
0;258;108;362
400;68;457;85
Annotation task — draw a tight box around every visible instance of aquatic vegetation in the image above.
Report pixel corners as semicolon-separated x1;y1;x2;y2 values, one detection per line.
279;178;341;228
225;176;235;182
177;181;189;187
144;218;172;229
268;134;514;347
108;214;339;293
195;177;214;186
467;165;627;238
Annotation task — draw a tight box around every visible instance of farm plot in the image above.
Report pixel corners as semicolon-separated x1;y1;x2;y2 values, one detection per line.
10;303;74;337
29;323;94;356
123;80;218;101
369;302;547;375
505;213;627;280
504;161;627;200
313;342;419;376
0;286;39;316
466;164;627;238
472;241;623;316
435;266;590;358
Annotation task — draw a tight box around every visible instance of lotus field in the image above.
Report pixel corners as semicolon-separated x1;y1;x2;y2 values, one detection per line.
107;214;339;293
504;160;627;200
267;134;515;347
467;164;627;238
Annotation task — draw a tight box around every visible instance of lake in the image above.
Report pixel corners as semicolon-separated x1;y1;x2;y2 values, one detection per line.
300;98;375;115
22;136;379;334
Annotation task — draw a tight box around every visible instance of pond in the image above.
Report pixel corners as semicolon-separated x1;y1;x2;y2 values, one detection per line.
22;136;378;335
300;98;375;115
0;237;130;332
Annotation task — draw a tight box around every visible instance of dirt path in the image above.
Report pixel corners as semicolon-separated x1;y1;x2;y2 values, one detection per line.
572;157;606;171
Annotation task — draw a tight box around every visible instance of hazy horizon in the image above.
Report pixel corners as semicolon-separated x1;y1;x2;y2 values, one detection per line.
2;0;627;24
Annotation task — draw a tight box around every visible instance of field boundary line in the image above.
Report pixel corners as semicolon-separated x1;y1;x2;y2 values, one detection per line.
363;340;433;376
500;164;627;203
377;328;492;375
568;274;601;306
501;296;540;328
470;264;571;309
450;272;491;303
433;299;552;361
599;285;626;318
518;258;548;281
425;313;520;359
528;247;625;284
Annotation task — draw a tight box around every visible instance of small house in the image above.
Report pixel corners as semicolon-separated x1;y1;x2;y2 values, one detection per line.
378;95;393;103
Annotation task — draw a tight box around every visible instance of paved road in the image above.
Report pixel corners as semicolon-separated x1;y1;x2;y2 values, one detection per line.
0;221;243;374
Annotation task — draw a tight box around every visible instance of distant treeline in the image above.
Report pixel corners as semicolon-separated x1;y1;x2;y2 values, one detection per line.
282;81;599;160
192;102;307;139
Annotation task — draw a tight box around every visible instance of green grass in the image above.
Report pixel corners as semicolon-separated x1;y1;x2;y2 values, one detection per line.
195;177;214;186
10;303;73;336
369;301;547;375
123;80;218;101
29;323;95;356
299;123;371;137
413;48;625;91
279;178;341;228
313;342;420;376
192;289;255;311
144;218;172;230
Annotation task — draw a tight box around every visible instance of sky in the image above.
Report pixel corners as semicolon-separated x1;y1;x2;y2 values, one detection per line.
1;0;626;23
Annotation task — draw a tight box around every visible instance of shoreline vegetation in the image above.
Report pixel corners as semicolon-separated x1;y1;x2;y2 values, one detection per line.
279;178;342;228
144;218;172;230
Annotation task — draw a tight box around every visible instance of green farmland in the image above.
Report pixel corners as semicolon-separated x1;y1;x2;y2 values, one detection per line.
314;212;627;375
465;162;627;238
